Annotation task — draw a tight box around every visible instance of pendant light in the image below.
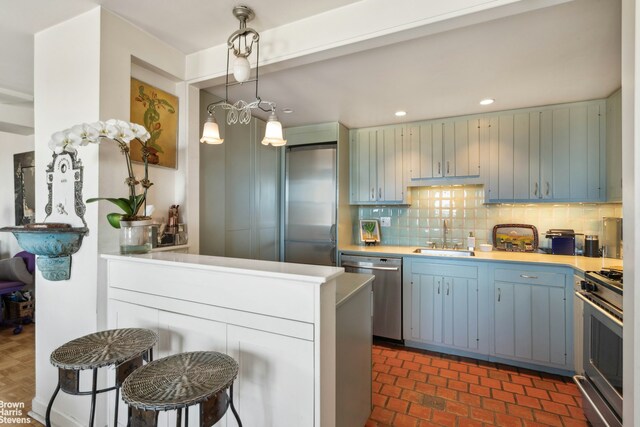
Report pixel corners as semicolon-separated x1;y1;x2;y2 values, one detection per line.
201;6;286;147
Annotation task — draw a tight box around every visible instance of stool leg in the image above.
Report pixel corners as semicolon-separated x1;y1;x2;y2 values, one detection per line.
89;368;98;427
176;407;182;427
229;384;242;427
114;386;120;427
45;382;61;427
185;408;189;426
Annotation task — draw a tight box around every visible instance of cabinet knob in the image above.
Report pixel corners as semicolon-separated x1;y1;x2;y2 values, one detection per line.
545;182;550;196
371;188;375;200
520;274;538;279
534;182;538;196
497;288;501;302
446;161;450;175
379;188;382;200
438;162;441;175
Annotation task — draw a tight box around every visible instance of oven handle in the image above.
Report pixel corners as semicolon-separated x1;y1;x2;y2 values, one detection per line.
573;375;620;427
575;291;623;328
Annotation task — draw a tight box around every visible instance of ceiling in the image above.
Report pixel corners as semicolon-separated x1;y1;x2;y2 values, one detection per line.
0;0;621;132
206;0;621;128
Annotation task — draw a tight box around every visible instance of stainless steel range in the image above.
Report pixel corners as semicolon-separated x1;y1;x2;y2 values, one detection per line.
574;269;623;427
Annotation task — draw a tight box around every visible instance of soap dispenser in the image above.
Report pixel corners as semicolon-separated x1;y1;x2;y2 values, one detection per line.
467;232;476;251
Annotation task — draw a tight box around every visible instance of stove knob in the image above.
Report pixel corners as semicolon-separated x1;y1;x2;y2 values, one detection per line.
580;280;587;290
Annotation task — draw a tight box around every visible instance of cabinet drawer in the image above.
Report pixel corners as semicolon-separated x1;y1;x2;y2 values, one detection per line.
494;269;565;287
412;262;477;279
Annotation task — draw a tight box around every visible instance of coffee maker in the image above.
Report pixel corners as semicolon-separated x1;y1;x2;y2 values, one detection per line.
602;217;623;259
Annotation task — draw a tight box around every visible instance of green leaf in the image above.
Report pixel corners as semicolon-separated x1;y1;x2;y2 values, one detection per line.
132;194;146;215
86;197;134;215
107;213;123;229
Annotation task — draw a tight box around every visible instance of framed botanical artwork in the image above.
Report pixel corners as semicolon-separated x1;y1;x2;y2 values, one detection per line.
360;219;381;244
130;77;178;168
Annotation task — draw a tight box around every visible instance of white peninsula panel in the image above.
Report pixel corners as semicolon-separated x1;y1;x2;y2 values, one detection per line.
104;252;344;427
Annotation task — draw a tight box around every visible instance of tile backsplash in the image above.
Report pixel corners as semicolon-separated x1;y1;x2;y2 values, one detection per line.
356;185;622;250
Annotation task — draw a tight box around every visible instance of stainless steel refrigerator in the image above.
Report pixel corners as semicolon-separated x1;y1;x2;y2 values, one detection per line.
284;143;337;266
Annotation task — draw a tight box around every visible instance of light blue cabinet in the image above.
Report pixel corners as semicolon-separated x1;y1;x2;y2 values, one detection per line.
350;126;407;204
490;264;572;371
405;259;483;354
403;257;574;374
407;119;480;180
486;100;605;203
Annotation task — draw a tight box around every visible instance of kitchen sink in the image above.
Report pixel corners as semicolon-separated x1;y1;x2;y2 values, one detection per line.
413;248;475;257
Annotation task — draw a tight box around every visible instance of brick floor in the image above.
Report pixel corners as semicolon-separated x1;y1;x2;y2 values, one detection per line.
366;343;588;427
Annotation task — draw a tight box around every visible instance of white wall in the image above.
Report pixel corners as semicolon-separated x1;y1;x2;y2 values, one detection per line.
32;7;190;426
199;91;226;255
622;0;637;424
0;132;34;257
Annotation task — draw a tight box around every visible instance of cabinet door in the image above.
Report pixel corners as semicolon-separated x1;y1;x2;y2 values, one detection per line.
493;281;566;366
467;119;481;177
443;121;455;177
494;283;515;357
443;277;479;350
552;108;571;199
569;103;602;201
529;112;541;199
432;122;444;177
351;129;376;203
410;273;442;343
408;124;433;179
227;325;314;427
378;126;404;202
513;113;531;200
157;312;228;427
498;115;515;200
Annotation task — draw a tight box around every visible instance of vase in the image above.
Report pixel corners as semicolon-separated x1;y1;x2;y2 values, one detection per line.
119;219;152;254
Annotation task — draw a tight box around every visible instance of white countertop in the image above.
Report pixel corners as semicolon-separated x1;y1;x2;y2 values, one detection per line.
336;272;374;307
103;251;345;284
339;244;623;273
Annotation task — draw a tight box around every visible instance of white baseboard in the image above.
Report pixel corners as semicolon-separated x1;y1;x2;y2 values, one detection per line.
31;397;85;427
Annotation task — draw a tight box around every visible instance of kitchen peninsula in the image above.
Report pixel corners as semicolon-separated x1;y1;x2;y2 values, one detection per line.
103;252;373;427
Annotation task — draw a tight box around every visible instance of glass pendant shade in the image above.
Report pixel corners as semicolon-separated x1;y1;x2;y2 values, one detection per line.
200;115;224;144
261;112;287;146
233;56;251;83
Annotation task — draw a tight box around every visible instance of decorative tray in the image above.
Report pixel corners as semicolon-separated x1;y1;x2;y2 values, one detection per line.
492;224;538;252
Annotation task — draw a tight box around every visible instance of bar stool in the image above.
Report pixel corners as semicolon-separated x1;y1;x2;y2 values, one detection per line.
121;351;242;426
46;328;158;427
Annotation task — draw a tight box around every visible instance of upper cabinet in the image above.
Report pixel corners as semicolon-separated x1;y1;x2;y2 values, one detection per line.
408;119;480;180
486;100;605;203
350;126;408;204
606;90;622;202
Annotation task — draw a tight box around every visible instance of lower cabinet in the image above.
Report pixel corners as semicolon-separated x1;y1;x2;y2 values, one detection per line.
404;258;574;374
109;300;314;427
492;269;567;366
406;259;483;354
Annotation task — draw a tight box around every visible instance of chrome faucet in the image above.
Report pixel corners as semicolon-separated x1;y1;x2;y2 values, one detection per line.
443;219;448;249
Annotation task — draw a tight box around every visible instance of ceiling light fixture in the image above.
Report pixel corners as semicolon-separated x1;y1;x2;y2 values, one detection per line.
479;98;495;106
200;6;286;146
395;111;407;117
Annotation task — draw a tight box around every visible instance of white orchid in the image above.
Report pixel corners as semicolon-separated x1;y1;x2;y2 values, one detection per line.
48;119;154;228
47;130;82;154
70;123;99;145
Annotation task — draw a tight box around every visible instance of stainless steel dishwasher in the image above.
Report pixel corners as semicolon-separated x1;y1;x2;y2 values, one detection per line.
341;254;402;342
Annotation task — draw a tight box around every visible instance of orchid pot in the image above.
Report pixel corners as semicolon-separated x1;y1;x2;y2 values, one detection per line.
119;219;153;254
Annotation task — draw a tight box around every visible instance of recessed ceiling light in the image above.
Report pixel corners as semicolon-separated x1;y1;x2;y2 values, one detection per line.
282;108;294;114
395;111;407;117
480;98;495;106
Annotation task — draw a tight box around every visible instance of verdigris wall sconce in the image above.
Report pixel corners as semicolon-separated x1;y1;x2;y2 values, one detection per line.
1;150;89;281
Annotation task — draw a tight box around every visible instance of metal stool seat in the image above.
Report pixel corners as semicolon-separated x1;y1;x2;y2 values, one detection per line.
121;351;242;426
46;328;158;427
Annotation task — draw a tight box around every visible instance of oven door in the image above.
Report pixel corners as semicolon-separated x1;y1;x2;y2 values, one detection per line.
579;292;623;421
